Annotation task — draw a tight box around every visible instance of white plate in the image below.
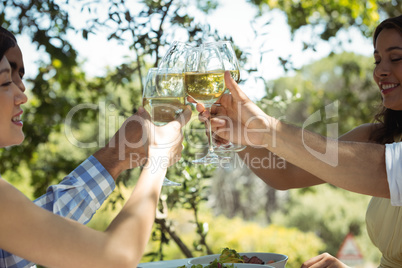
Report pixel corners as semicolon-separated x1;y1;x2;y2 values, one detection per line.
188;252;288;268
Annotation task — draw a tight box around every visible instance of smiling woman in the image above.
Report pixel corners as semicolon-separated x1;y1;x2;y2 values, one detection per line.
195;15;402;268
0;27;192;268
373;28;402;109
371;19;402;144
0;55;27;147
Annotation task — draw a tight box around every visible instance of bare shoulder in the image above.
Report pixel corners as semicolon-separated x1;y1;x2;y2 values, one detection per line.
339;123;381;142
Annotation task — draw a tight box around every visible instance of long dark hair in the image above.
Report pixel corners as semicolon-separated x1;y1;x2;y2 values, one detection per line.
0;26;17;63
370;15;402;144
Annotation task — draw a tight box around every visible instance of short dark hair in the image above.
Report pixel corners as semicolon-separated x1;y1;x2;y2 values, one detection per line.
0;26;17;61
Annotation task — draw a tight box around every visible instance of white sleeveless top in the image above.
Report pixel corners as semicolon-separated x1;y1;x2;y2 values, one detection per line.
366;137;402;267
366;197;402;267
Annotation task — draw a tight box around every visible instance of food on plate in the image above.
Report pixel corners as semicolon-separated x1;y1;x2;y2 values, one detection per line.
219;248;274;264
242;255;275;264
219;248;244;263
242;255;264;264
183;248;276;268
178;260;235;268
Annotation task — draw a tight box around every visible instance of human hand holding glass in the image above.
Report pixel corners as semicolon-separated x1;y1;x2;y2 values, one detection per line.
184;44;228;165
203;41;246;153
199;71;271;148
151;41;192;127
142;67;186;186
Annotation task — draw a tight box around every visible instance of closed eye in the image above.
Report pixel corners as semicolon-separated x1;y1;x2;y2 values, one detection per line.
1;81;12;87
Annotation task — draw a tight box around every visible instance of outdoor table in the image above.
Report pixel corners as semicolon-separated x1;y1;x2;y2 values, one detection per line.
138;258;193;268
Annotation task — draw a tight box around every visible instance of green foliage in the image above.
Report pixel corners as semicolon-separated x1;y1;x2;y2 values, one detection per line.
264;52;379;136
249;0;401;41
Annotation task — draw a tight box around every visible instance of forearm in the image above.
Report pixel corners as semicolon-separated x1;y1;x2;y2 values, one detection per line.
105;154;167;265
237;146;325;190
93;147;124;180
263;118;389;197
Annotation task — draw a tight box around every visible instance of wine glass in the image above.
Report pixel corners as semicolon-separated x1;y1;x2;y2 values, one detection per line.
157;41;193;106
184;44;228;165
142;67;186;186
204;41;246;153
158;41;193;70
204;41;240;84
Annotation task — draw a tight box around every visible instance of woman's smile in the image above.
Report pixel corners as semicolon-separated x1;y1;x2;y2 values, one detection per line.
12;110;23;126
380;82;400;95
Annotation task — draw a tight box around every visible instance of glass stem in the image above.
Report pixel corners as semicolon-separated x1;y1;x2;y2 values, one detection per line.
206;106;214;153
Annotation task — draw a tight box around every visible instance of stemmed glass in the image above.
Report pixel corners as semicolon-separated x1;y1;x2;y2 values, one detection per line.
184;44;228;165
158;41;193;70
142;67;186;186
204;41;246;153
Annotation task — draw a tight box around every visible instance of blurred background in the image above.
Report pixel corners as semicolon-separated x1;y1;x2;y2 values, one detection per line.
1;0;401;267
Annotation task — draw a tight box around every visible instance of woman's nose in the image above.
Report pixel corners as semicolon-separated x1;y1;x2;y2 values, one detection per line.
13;83;27;105
374;62;391;78
13;73;26;92
18;91;28;105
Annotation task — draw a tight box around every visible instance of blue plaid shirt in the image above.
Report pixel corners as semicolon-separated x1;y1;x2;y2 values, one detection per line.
0;156;115;268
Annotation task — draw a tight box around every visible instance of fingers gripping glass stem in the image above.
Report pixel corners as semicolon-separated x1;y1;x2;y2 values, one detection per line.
192;106;230;165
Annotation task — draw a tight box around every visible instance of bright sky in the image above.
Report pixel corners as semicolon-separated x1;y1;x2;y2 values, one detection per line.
19;0;374;101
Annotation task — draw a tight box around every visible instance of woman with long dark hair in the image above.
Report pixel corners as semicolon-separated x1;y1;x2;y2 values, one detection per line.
197;15;402;267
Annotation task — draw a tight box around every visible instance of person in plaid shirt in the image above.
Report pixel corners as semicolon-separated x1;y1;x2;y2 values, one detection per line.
0;27;191;268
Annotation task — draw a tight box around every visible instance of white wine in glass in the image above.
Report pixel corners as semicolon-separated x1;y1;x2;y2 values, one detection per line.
142;68;186;186
144;71;186;126
204;41;246;153
143;96;186;126
204;41;240;83
184;45;228;165
184;71;225;106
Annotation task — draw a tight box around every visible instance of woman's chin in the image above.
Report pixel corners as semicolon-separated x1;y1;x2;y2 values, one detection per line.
15;135;25;145
383;100;402;111
1;135;25;148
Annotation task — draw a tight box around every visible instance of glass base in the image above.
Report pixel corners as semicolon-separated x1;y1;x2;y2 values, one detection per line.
162;177;181;186
214;142;246;153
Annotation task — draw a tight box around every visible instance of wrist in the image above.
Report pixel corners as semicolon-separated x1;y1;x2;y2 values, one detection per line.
143;152;170;171
146;147;180;168
93;147;124;180
146;148;171;162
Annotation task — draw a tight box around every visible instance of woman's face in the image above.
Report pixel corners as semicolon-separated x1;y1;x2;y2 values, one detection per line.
0;56;27;147
4;44;25;92
373;28;402;110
